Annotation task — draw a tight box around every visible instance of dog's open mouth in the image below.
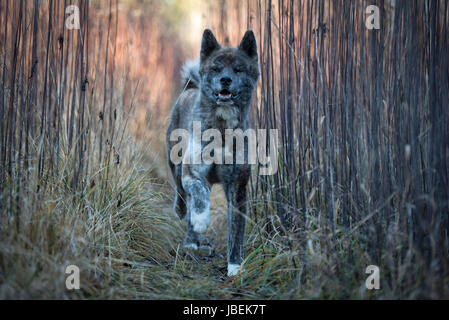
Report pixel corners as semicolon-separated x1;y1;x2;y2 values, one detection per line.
218;89;232;100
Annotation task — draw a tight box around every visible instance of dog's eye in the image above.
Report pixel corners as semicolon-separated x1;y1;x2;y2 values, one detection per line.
234;67;244;73
211;66;221;72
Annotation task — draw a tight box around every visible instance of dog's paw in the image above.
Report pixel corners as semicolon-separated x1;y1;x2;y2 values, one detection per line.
183;242;198;250
198;244;213;256
227;264;241;277
182;241;212;257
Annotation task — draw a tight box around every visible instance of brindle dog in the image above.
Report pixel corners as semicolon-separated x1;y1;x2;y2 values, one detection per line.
166;29;259;276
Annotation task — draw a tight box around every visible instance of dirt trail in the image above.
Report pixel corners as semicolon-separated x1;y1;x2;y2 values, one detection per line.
146;179;253;299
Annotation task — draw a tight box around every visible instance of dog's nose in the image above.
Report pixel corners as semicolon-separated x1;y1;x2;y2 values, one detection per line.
220;76;232;86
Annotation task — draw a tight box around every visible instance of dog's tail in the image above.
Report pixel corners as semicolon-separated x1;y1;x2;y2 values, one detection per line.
181;59;200;89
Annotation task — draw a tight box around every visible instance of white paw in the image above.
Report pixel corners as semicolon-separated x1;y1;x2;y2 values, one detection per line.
191;209;209;234
183;243;198;250
227;264;241;277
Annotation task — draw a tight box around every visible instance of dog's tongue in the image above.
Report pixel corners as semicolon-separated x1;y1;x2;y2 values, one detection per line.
219;90;231;99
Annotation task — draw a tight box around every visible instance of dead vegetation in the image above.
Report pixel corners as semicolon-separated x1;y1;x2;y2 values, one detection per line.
0;0;448;299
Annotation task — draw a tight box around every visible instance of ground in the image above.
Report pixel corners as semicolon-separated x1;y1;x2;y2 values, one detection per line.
141;182;257;299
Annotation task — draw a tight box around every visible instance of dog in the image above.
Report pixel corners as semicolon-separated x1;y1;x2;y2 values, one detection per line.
166;29;259;276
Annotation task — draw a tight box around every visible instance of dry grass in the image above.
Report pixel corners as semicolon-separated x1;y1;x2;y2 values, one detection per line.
1;0;448;300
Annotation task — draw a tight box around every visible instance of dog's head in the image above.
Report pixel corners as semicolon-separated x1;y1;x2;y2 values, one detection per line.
199;29;259;107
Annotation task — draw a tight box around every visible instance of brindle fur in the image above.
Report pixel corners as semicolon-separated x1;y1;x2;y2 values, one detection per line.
166;29;259;276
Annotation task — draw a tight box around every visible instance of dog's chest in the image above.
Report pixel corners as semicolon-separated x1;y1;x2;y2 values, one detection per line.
214;105;240;129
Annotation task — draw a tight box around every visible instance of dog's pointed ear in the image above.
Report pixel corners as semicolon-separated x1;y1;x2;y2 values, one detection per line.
201;29;220;62
238;30;257;59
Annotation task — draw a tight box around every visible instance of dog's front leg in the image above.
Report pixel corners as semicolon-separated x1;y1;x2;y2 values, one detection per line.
225;181;248;277
182;165;211;235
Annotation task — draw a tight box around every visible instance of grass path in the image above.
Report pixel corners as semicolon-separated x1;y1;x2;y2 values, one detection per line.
137;181;258;299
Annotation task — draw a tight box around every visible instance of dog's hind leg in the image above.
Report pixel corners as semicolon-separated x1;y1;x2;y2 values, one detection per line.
173;164;187;219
